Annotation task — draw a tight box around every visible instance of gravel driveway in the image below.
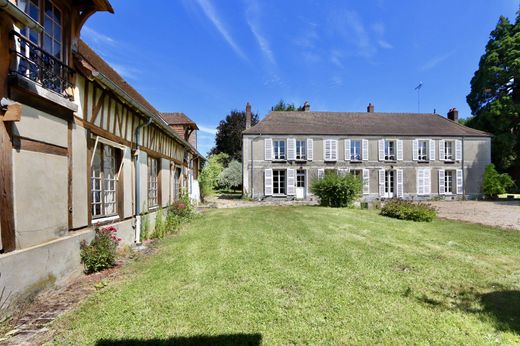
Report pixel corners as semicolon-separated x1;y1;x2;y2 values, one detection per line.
429;200;520;231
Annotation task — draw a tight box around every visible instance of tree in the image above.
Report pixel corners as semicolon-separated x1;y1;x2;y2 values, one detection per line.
466;13;520;183
199;153;229;198
210;110;258;161
218;160;242;192
271;99;306;111
482;164;515;198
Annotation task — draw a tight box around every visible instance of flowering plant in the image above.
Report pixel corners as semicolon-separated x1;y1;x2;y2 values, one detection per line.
80;226;121;273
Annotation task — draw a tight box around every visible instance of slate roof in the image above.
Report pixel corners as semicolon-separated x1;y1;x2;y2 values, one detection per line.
160;112;199;129
242;111;490;137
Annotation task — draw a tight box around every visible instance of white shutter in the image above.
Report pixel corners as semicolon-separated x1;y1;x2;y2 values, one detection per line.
455;140;462;161
438;169;445;194
265;138;272;161
379;169;385;196
363;169;369;194
287;168;296;195
317;168;325;180
456;169;463;195
307;138;313;161
324;140;330;161
396;169;404;198
429;140;436;161
424;168;431;195
397;140;403;161
378;139;385;161
344;139;351;161
362;139;369;161
287;138;296;161
416;168;424;195
264;169;273;195
331;140;338;161
412;139;418;161
439;140;445;161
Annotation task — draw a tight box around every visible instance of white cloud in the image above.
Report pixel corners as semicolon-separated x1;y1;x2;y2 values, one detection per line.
372;23;393;49
330;49;344;69
194;0;248;61
246;1;275;66
107;62;141;80
81;26;117;46
198;125;217;135
420;50;456;71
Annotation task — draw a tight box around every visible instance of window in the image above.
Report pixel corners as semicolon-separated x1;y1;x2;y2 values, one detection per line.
324;139;338;161
350;140;362;161
445;170;454;194
444;141;454;161
296;170;305;187
296;140;306;160
418;140;428;161
148;157;159;208
350;169;362;178
273;140;286;160
91;144;118;218
385;170;395;197
273;169;286;195
385;140;396;161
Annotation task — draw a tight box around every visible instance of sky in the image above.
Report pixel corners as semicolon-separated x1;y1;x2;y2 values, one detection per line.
81;0;519;156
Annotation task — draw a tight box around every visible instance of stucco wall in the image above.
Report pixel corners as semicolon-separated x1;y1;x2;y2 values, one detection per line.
161;158;170;207
464;137;491;195
123;148;134;218
12;104;68;147
72;124;88;229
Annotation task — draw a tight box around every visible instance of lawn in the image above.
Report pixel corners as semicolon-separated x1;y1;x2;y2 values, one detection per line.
50;206;520;345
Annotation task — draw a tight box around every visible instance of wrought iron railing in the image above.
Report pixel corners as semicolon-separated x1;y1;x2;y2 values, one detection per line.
9;31;74;99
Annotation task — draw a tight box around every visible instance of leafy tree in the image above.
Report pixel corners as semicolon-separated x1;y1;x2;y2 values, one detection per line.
310;172;362;207
482;163;515;198
210;110;258;161
466;13;520;183
271;99;306;111
199;153;229;198
218;160;242;191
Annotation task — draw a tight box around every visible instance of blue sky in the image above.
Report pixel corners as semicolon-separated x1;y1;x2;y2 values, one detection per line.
81;0;518;156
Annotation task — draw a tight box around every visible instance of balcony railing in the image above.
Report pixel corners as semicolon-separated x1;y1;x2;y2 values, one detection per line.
9;31;74;99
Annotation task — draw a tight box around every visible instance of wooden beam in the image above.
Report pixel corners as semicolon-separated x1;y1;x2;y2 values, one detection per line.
90;88;105;125
0;121;15;252
12;136;68;156
86;130;93;225
1;103;22;122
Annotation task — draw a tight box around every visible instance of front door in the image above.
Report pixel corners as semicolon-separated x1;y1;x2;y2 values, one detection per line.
385;170;395;198
296;169;306;199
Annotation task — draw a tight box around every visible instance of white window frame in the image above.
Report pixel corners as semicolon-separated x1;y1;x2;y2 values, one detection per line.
444;140;454;161
418;140;428;161
295;140;306;160
273;169;286;195
444;170;454;194
148;156;159;209
384;140;396;161
350;140;362;161
273;139;286;161
91;142;118;219
324;139;338;162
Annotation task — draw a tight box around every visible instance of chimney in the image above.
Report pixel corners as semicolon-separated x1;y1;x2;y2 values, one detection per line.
367;102;374;113
303;101;310;112
447;107;459;122
245;102;252;129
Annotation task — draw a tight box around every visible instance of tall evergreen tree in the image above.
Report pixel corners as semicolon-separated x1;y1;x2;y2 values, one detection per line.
466;13;520;183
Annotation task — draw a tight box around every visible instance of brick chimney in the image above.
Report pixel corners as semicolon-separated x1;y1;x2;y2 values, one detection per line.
367;102;374;113
447;107;459;122
303;101;310;112
245;102;252;129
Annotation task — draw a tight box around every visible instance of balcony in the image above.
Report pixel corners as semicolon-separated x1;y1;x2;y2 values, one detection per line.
9;31;74;101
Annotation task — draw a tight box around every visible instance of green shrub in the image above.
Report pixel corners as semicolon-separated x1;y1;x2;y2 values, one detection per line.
171;190;195;219
482;164;515;198
140;212;150;241
80;226;121;274
311;172;362;207
151;208;166;239
380;199;436;222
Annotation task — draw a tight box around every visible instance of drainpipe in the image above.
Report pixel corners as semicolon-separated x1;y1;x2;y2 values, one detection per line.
461;136;465;200
134;117;152;244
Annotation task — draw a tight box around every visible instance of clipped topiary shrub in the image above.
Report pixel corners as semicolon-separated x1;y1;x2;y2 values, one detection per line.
80;226;121;274
311;172;362;207
380;199;437;222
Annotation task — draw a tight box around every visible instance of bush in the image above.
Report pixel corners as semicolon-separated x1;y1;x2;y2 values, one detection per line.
170;190;195;220
80;226;121;274
482;164;515;198
311;172;362;207
218;160;242;191
380;199;436;222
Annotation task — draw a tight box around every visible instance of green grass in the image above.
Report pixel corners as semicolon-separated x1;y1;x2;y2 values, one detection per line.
50;207;520;345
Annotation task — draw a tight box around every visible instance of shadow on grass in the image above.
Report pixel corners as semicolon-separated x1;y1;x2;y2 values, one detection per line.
95;333;262;346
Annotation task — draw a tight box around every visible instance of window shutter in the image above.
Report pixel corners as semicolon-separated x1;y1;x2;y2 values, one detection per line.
439;140;445;161
455;140;462;161
344;139;351;161
287;138;296;161
317;168;324;180
307;138;313;161
412;139;418;161
456;169;463;194
424;168;431;195
378;139;385;161
429;140;435;161
287;168;296;195
379;169;385;196
362;139;369;161
331;140;338;161
438;169;445;194
416;168;424;195
324;140;330;161
264;169;273;196
265;138;272;161
396;169;404;198
397;140;403;161
363;169;369;194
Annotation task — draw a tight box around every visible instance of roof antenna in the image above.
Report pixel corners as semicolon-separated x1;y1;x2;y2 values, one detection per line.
414;82;423;113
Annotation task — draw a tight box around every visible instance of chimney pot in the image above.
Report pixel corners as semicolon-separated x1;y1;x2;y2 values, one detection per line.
245;102;252;129
303;101;310;112
447;107;459;122
367;103;375;113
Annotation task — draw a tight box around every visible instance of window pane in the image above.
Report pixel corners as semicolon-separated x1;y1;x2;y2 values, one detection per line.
44;15;53;34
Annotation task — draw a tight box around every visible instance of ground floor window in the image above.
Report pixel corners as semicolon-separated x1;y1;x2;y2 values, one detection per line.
385;170;395;197
148;157;159;208
445;170;454;194
273;169;286;195
296;169;305;187
91;143;118;218
350;169;362;179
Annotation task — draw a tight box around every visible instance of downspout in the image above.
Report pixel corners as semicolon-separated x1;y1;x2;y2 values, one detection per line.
461;136;465;199
134;117;152;245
